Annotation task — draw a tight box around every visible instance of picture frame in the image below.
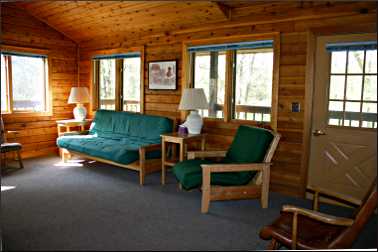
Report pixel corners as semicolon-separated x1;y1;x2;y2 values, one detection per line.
148;60;177;90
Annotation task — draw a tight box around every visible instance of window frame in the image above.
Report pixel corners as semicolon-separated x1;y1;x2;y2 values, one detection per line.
327;48;377;129
90;47;145;114
182;33;279;130
1;45;52;118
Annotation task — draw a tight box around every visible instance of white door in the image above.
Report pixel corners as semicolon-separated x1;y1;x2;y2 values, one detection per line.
308;34;377;201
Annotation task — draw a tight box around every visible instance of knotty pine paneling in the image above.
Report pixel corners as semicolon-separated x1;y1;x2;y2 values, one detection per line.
78;2;376;197
1;5;77;159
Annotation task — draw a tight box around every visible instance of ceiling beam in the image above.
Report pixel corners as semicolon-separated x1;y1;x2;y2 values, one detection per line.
214;2;232;21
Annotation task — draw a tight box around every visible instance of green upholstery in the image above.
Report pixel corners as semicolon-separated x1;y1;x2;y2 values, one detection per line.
90;110;172;143
57;110;173;164
172;125;274;190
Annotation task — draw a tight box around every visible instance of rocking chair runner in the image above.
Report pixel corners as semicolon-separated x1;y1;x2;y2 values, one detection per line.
172;125;280;213
259;179;377;250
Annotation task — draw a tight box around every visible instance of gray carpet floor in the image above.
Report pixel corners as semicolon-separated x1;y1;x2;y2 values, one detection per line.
1;155;377;251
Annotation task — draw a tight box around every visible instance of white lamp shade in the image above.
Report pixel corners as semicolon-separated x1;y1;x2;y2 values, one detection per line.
178;88;208;110
68;87;90;104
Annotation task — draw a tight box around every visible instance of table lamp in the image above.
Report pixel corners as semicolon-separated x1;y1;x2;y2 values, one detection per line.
178;88;208;134
68;87;90;121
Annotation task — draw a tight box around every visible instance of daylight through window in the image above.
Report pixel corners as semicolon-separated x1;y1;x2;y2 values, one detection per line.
1;52;49;113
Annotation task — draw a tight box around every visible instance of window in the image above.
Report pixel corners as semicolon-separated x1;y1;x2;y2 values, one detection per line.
193;51;226;118
327;42;377;128
188;40;275;123
123;57;141;112
234;48;273;121
1;52;49;114
93;53;142;112
99;59;116;110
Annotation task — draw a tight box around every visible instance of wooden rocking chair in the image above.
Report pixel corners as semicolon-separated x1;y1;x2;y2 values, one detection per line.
259;178;377;250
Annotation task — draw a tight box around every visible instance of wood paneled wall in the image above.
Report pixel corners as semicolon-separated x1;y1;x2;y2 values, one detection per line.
1;5;77;158
79;2;376;197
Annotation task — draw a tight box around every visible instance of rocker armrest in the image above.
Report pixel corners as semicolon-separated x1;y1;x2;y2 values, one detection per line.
282;204;354;226
187;150;227;160
201;163;270;173
61;130;89;136
308;185;362;209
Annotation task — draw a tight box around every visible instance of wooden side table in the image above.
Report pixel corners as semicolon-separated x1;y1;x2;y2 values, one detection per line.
56;119;92;137
161;132;206;185
56;119;92;157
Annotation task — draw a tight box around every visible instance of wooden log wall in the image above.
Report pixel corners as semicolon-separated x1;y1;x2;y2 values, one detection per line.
1;5;77;159
79;2;376;197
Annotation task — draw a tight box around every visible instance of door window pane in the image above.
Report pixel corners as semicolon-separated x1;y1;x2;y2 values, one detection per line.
331;51;346;74
194;51;226;118
329;75;345;100
347;50;364;73
345;75;362;100
11;55;46;112
363;76;377;101
1;55;7;112
123;57;141;112
234;49;273;122
365;50;377;73
99;59;116;110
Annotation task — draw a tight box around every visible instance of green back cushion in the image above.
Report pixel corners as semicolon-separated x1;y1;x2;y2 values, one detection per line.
172;125;274;189
225;125;274;163
91;110;173;142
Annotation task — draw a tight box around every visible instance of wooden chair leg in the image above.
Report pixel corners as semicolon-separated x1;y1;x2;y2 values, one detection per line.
267;239;280;250
139;170;145;185
201;167;211;213
16;150;23;169
3;152;7;170
261;165;270;208
62;149;70;163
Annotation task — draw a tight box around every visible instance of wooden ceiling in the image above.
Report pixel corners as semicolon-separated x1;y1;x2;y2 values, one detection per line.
9;1;241;43
6;1;376;44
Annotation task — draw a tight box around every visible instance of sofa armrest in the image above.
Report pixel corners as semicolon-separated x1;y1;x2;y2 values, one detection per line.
139;143;161;152
139;143;162;160
61;130;90;136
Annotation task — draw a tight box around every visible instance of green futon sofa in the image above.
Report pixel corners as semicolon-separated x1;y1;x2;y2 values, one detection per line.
57;110;174;185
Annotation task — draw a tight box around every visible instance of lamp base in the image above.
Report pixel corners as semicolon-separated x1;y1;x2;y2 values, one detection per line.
182;110;203;134
73;103;87;121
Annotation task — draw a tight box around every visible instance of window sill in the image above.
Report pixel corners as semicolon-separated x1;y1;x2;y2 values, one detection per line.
1;111;53;119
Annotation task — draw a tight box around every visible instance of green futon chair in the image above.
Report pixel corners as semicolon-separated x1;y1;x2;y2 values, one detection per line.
172;125;280;213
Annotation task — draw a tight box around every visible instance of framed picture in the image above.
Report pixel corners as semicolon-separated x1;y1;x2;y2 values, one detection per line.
148;60;177;90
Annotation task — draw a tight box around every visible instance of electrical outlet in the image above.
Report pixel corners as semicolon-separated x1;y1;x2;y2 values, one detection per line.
292;102;300;112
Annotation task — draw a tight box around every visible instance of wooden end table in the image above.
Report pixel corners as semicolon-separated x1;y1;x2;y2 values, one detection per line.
161;132;206;185
56;119;92;157
56;119;93;137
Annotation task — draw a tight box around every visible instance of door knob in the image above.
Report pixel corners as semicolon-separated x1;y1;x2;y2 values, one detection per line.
313;129;326;136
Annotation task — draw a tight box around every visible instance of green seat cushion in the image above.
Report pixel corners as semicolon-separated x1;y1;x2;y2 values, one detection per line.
172;125;274;190
57;135;159;165
1;143;22;153
172;159;255;190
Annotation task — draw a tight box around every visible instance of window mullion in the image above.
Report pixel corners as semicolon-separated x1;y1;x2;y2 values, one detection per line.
7;56;13;113
224;50;234;122
115;59;123;111
358;50;367;127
